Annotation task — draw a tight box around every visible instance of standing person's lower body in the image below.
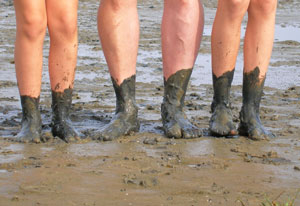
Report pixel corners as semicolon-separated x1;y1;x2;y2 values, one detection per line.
209;0;277;140
96;0;204;141
161;0;204;139
14;0;80;143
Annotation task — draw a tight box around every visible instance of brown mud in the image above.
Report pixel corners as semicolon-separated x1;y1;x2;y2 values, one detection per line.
0;0;300;205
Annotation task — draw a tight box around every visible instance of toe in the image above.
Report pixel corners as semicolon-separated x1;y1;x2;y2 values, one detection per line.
165;123;182;139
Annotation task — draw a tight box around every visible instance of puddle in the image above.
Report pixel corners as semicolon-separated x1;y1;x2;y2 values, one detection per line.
68;142;119;157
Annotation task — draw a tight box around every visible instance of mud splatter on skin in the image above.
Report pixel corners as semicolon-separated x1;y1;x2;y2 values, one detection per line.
16;96;42;143
161;69;202;139
94;75;140;141
239;67;275;140
51;88;80;143
209;69;237;137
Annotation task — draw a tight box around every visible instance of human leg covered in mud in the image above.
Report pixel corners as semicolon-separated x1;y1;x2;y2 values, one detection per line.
95;0;140;141
161;0;204;139
13;0;80;143
210;0;277;139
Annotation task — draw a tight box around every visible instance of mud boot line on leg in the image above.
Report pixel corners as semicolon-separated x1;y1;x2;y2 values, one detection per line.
95;75;140;141
16;96;42;143
209;69;237;137
238;67;275;140
161;68;202;139
51;88;80;142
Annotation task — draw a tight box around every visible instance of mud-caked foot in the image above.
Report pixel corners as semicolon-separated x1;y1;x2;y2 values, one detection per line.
239;108;275;141
239;67;276;141
161;69;202;139
209;105;237;137
209;69;237;137
95;75;139;141
95;112;140;141
16;96;42;143
52;122;80;143
162;113;202;139
51;88;81;143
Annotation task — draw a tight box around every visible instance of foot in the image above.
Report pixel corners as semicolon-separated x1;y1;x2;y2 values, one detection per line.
94;110;140;141
209;104;237;137
162;103;202;139
17;119;42;143
52;120;80;143
239;67;276;141
16;96;42;143
161;69;202;139
51;88;81;143
238;107;275;140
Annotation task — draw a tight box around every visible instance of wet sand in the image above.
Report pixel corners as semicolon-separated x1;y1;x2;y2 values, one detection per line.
0;0;300;205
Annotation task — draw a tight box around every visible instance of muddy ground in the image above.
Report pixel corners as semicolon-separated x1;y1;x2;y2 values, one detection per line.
0;0;300;205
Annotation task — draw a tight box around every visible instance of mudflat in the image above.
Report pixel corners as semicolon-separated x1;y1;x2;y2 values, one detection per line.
0;0;299;205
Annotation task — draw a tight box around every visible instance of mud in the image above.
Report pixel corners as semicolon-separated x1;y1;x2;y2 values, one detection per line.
162;69;202;139
93;75;140;141
51;88;80;143
16;96;42;143
239;67;275;141
0;0;300;205
210;70;236;137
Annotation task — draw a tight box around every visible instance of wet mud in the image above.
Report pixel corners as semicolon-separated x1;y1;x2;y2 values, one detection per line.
51;88;80;143
93;75;140;141
239;67;275;140
0;0;300;205
16;96;42;143
210;69;236;137
162;69;202;139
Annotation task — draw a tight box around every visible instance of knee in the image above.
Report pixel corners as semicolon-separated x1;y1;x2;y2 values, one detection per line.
220;0;249;19
102;0;137;11
250;0;277;15
165;0;199;10
18;14;47;41
48;14;77;40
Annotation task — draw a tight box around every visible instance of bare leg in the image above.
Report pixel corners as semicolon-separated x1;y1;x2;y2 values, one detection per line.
209;0;250;137
46;0;80;142
161;0;204;139
239;0;277;140
14;0;47;142
95;0;140;141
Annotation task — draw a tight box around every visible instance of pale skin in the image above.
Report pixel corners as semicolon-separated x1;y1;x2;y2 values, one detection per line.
212;0;277;79
210;0;277;138
98;0;204;85
14;0;78;98
96;0;204;140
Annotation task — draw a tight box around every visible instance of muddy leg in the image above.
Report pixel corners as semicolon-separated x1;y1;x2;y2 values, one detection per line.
51;88;80;142
209;69;237;137
16;96;42;143
238;67;275;140
161;69;202;139
95;75;139;141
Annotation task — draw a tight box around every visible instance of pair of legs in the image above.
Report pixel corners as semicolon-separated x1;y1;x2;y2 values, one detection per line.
96;0;204;140
210;0;277;140
14;0;79;143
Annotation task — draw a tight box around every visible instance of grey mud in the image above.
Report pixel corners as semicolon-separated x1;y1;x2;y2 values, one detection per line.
16;96;42;143
161;68;202;139
209;69;237;137
93;75;140;141
238;67;275;140
51;88;80;142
